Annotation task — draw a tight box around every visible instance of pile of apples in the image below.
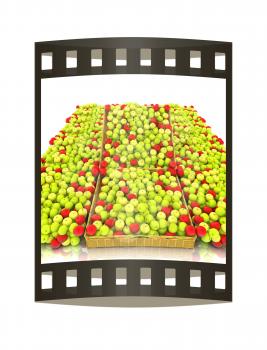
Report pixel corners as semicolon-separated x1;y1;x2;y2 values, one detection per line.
86;168;195;237
170;105;226;248
103;103;174;170
41;104;104;248
41;102;226;249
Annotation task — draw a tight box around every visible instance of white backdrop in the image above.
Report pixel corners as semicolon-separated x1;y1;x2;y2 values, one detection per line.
1;0;267;350
42;75;225;153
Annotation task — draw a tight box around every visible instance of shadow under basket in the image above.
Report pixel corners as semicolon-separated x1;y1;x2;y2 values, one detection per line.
85;235;196;249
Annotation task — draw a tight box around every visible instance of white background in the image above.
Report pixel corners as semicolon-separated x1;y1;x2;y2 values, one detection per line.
42;75;225;153
0;1;267;349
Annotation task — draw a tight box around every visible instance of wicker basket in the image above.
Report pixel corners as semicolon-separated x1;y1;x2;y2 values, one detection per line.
84;171;196;249
85;235;196;249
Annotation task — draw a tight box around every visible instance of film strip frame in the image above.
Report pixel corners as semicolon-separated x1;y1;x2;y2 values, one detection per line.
35;37;232;302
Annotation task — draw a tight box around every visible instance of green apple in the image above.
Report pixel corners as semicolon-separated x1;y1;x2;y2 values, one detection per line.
41;235;48;243
209;228;220;242
221;223;226;234
78;208;87;216
69;223;78;234
95;205;104;214
49;208;58;218
125;204;134;214
118;212;126;221
168;215;177;224
100;210;108;221
41;224;51;235
113;203;122;212
179;208;188;215
70;236;80;246
135;214;144;224
150;220;160;231
93;220;102;230
126;217;135;226
51;222;59;233
159;219;168;229
53;214;63;224
209;212;219;221
99;225;110;236
63;217;72;226
65;201;73;210
45;175;53;184
215;207;226;217
75;203;83;211
69;211;78;220
201;232;211;243
62;237;70;246
200;213;210;223
145;214;153;223
140;223;150;234
58;225;68;235
178;222;187;235
168;223;178;234
207;199;217;208
171;210;180;218
115;219;125;230
192;207;202;216
157;212;166;220
137;203;147;213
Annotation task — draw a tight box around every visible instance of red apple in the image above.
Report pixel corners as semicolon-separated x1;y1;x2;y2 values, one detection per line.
113;231;124;236
176;166;184;177
130;223;140;234
165;232;176;236
60;208;70;218
210;221;221;230
161;207;172;217
76;215;85;225
56;234;68;243
212;241;223;248
194;216;204;225
71;182;79;190
196;226;206;237
121;186;129;194
106;203;113;211
179;215;190;224
51;238;61;249
73;225;84;237
105;218;115;228
203;206;213;214
91;214;101;222
127;193;137;200
92;167;99;177
113;155;120;162
164;104;170;112
129;134;136;141
86;224;97;236
185;225;196;237
191;201;200;208
130;159;138;166
221;235;226;245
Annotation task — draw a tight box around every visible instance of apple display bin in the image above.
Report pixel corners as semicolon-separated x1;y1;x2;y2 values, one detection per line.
85;171;196;249
35;37;232;303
